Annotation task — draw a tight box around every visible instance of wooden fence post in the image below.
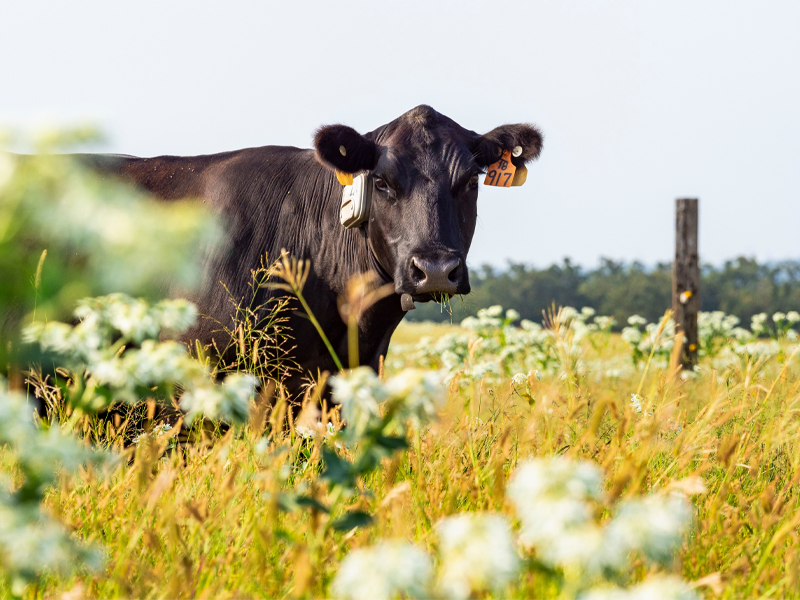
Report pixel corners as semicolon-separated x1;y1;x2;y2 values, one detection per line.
673;198;699;369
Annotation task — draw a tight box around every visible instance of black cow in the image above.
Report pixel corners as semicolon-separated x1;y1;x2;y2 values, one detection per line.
92;105;543;396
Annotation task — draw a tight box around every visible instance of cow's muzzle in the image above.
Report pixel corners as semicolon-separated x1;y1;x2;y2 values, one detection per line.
409;255;465;295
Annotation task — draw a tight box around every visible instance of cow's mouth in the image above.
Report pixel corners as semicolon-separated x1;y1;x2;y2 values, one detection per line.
411;292;454;304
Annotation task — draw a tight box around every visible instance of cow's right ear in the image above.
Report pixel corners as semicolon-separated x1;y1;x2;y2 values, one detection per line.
314;125;380;174
472;123;544;168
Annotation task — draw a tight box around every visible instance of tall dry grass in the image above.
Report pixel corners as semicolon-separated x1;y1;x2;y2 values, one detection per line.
7;317;796;599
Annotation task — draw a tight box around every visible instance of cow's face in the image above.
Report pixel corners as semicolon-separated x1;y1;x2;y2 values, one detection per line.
314;105;542;303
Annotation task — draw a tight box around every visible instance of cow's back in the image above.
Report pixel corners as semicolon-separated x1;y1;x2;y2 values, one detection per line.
87;150;241;202
85;146;349;373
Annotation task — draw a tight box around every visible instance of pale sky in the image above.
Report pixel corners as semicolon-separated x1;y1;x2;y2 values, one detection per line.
2;1;798;269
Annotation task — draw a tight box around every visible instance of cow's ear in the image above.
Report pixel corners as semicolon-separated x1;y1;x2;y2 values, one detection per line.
473;124;543;167
314;125;380;174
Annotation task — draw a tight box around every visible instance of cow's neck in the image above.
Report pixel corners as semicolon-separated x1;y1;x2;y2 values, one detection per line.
255;150;407;371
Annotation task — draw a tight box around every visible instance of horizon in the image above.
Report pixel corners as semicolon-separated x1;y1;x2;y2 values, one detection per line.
469;254;800;274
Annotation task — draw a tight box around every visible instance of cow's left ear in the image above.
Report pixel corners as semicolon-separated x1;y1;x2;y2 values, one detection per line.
473;124;544;168
314;124;380;174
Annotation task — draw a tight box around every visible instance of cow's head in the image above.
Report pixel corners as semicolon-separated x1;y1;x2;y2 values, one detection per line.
314;105;542;304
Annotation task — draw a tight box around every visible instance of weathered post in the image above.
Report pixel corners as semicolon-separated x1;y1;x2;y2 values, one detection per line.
673;198;699;368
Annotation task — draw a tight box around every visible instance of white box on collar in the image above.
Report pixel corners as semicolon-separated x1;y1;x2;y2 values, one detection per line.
340;173;372;228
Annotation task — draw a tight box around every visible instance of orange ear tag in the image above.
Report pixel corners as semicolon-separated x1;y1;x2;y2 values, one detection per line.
483;150;516;187
336;171;354;186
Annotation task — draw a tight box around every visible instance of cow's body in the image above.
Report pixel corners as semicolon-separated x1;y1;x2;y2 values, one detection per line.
91;147;397;391
88;106;543;397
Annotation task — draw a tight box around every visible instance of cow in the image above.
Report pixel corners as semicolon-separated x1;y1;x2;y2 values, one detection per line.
89;105;543;399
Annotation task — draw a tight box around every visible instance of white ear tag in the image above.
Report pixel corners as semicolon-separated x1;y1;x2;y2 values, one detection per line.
340;173;372;228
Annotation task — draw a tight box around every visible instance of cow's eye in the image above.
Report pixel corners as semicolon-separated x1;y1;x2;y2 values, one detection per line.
374;177;392;194
468;175;480;189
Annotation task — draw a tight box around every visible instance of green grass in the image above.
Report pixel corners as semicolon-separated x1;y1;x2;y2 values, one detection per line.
7;326;800;599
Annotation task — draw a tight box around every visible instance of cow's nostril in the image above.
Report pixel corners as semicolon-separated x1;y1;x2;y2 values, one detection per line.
410;257;426;283
447;259;462;283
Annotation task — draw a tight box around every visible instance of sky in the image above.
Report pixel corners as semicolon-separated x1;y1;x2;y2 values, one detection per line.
2;1;798;270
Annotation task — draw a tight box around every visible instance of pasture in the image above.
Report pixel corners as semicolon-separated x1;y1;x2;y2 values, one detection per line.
4;301;800;599
3;2;800;596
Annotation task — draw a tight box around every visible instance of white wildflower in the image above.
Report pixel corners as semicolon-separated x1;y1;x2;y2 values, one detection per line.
104;296;159;342
572;318;592;341
332;367;446;442
157;299;198;332
751;313;768;334
330;367;387;441
0;386;105;590
628;315;647;327
468;359;500;381
543;524;605;570
180;388;223;423
24;320;103;363
0;500;103;589
508;457;603;507
621;327;642;345
485;305;504;318
603;366;630;379
294;425;316;439
180;373;257;424
0;390;36;447
581;307;596;318
603;494;692;567
384;368;446;428
89;358;128;388
629;393;643;414
23;322;73;354
787;311;800;324
331;541;432;600
505;308;520;322
734;340;780;358
254;437;270;454
132;423;173;445
511;372;527;386
507;457;603;567
14;427;102;488
594;316;616;331
69;321;105;359
436;513;519;599
560;306;579;322
459;316;479;330
0;388;103;490
579;575;699;600
123;340;197;386
440;349;462;372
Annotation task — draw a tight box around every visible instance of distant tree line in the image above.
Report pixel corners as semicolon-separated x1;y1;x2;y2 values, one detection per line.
408;257;800;327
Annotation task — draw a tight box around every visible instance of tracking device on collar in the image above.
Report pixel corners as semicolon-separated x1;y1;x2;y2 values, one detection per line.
340;173;372;228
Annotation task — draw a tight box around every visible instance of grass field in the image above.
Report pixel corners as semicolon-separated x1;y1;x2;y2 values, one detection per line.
4;305;800;599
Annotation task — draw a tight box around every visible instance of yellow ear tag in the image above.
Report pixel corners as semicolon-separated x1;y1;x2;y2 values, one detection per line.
511;165;527;187
484;150;516;187
336;171;354;186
